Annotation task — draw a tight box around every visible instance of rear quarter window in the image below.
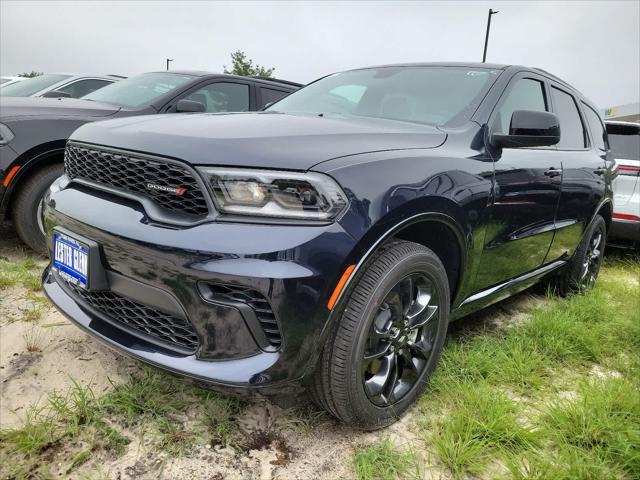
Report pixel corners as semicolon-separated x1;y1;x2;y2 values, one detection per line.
259;88;290;108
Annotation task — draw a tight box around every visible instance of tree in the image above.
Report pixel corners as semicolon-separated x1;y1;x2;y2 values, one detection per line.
19;71;42;78
223;50;274;77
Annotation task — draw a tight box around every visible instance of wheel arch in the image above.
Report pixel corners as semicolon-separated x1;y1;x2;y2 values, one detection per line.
2;141;66;217
335;211;468;314
304;211;468;381
596;198;613;233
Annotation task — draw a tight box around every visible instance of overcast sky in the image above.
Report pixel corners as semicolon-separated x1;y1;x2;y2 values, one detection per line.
1;1;638;108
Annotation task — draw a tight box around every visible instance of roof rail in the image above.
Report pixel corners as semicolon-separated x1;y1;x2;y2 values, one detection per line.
251;76;303;87
532;67;569;87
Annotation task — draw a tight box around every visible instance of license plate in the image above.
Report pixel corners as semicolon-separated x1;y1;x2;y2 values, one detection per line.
53;232;89;288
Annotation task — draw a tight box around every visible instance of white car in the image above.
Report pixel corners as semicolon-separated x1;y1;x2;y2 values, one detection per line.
0;76;27;88
0;73;124;98
607;121;640;246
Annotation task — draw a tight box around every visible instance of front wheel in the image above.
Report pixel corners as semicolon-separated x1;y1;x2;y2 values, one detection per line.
311;240;450;429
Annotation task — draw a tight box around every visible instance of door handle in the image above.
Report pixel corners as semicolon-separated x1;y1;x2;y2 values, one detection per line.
544;167;563;177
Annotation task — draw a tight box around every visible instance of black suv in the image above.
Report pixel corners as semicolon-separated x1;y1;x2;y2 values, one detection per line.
0;71;300;252
42;63;613;429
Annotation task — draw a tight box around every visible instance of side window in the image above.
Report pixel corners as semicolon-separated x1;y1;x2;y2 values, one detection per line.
582;103;606;151
259;88;289;108
551;87;586;149
183;82;249;113
57;79;113;98
495;78;547;134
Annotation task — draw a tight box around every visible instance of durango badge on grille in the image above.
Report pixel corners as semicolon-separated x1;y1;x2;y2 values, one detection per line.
146;183;186;196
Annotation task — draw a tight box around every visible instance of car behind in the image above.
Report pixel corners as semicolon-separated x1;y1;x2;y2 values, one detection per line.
606;121;640;246
0;71;301;253
0;73;123;98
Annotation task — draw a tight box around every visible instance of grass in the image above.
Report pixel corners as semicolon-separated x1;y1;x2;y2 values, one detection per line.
99;369;184;424
353;438;421;480
412;252;640;479
537;377;640;478
272;403;327;433
0;380;126;479
197;390;245;446
0;368;244;477
0;254;43;292
428;382;537;476
22;324;45;352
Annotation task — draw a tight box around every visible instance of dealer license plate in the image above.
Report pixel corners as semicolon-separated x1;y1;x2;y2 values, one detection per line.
53;231;89;288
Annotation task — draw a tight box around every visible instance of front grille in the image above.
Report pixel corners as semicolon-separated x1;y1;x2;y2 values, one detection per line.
207;284;282;348
65;143;210;217
67;283;198;352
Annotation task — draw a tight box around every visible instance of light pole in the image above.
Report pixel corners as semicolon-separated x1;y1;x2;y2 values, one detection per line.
482;9;499;63
166;58;174;71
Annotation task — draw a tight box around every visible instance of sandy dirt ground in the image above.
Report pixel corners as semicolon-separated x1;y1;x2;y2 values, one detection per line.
0;221;542;479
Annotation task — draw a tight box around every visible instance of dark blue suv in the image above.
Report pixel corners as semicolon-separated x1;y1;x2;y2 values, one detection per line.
42;63;613;429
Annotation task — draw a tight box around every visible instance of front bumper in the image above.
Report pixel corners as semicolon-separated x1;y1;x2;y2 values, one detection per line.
43;178;358;390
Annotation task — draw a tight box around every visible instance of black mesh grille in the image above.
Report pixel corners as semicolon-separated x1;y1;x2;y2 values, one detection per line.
64;143;209;217
207;284;282;348
67;283;198;352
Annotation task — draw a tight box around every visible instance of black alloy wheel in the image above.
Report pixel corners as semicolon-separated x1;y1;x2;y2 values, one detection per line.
363;273;440;407
579;227;604;291
310;240;450;429
551;214;607;296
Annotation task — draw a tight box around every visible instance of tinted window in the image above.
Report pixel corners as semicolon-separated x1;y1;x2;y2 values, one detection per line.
551;87;586;149
82;72;195;108
608;133;640;160
183;82;249;112
581;103;606;151
56;79;113;98
495;78;547;134
268;67;501;126
0;74;71;97
259;88;289;108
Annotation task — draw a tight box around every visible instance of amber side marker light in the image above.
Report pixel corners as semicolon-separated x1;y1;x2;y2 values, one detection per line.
327;264;356;310
2;166;20;187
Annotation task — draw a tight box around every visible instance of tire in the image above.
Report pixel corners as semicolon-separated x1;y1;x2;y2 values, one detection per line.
552;214;607;296
12;163;63;254
311;240;450;429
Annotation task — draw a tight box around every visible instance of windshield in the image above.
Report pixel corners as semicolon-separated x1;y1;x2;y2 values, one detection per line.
82;72;195;108
268;66;501;126
0;74;70;97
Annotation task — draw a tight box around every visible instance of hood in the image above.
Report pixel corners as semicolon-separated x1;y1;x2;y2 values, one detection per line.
0;96;121;120
70;112;447;170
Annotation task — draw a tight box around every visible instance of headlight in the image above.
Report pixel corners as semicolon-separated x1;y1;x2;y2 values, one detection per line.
198;167;348;221
0;123;15;145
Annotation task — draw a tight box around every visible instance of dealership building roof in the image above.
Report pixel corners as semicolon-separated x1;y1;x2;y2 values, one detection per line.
602;102;640;122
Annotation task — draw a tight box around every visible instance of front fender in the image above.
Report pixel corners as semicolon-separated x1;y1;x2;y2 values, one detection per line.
302;148;495;378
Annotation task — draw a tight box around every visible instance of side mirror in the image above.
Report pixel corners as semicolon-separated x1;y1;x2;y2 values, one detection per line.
41;90;72;98
176;99;206;113
492;110;560;148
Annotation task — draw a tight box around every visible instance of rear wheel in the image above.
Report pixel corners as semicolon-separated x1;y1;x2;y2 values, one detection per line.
311;240;450;429
552;215;606;296
12;163;63;254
